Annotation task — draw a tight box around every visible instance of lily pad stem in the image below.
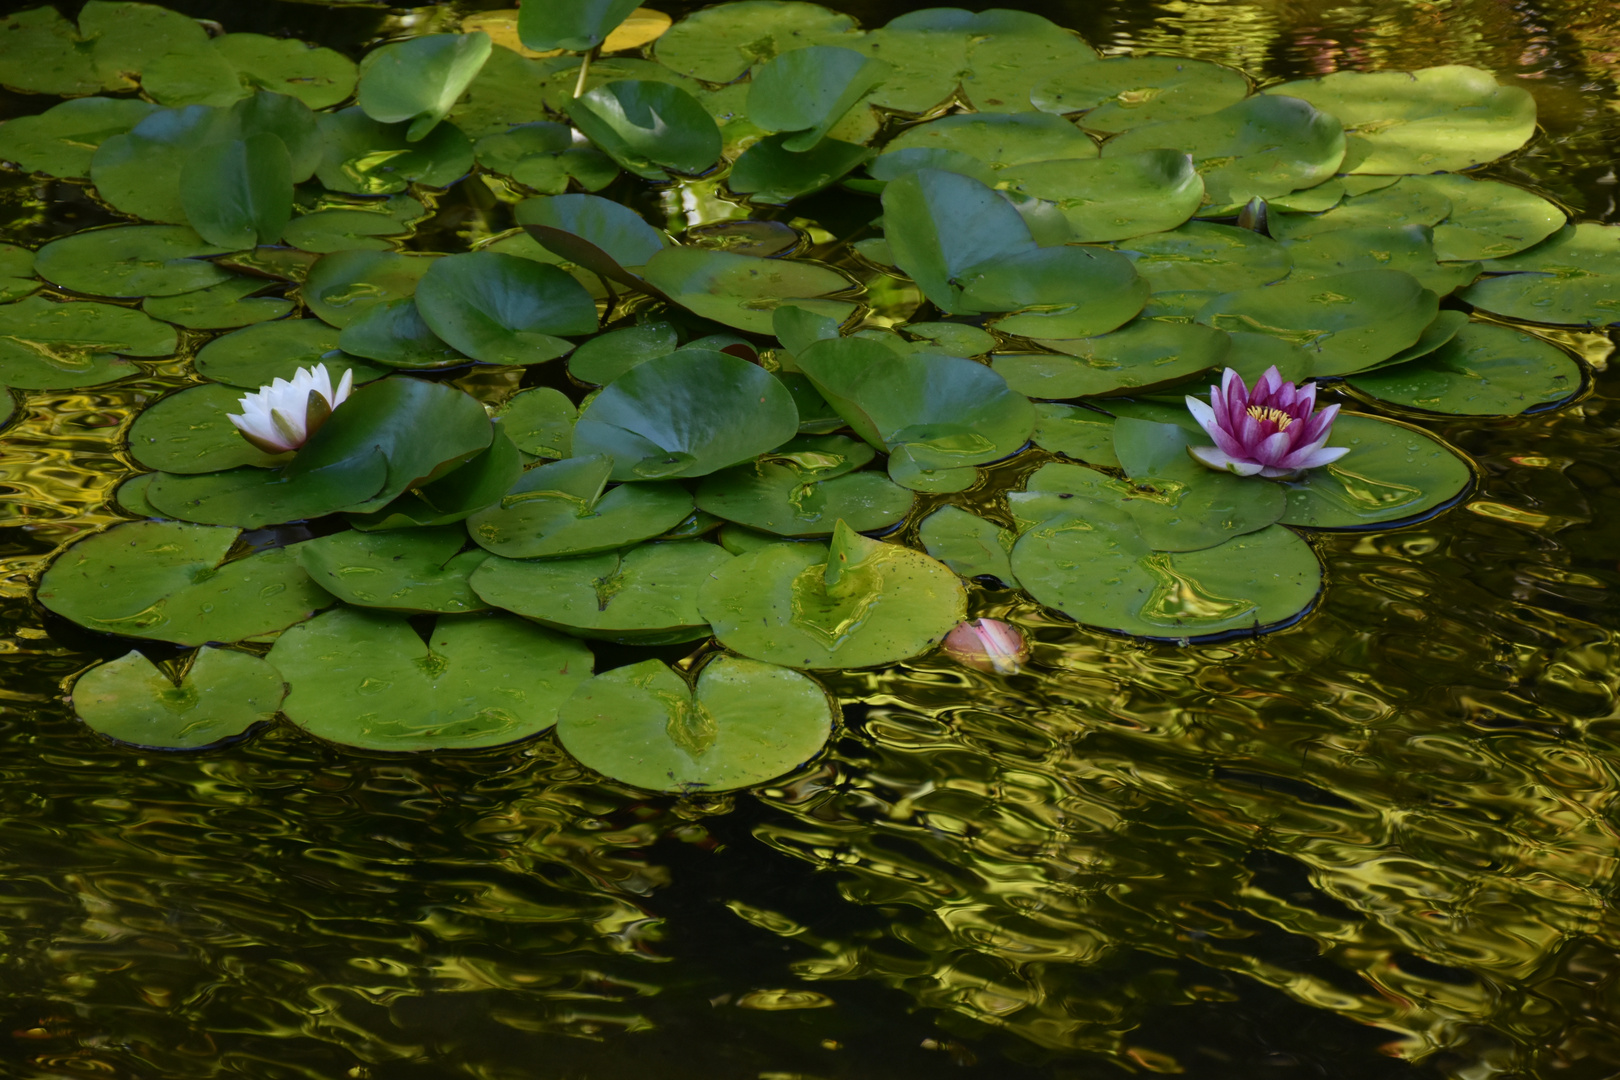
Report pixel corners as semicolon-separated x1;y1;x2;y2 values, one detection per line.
573;47;598;99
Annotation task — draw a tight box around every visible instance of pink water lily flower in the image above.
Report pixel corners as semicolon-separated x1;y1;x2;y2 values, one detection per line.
942;619;1029;675
1184;366;1348;478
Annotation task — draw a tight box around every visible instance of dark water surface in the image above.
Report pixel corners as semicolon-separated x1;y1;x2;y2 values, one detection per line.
2;0;1620;1077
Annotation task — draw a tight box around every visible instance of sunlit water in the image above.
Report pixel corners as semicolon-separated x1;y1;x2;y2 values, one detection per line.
0;0;1618;1076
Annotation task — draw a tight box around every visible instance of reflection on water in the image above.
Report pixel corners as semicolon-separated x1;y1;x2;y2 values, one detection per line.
0;0;1618;1076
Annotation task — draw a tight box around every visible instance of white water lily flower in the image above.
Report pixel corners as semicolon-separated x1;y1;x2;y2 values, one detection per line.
227;363;353;454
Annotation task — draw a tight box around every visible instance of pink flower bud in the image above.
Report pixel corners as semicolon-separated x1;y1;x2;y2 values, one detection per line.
942;619;1029;674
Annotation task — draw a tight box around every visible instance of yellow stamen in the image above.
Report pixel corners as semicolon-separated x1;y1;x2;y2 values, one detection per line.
1246;404;1294;429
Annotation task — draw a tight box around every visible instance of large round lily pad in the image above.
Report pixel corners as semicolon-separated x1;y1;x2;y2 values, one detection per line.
315;108;474;196
567;79;721;179
1278;413;1473;528
998;149;1204;244
35;225;231;298
992;320;1230;399
0;296;174;355
471;540;734;643
496;387;576;459
142;276;294;330
414;251;597;365
1105;94;1346;205
128;383;289;474
1116;222;1291;294
655;2;857;83
698;523;966;669
917;505;1015;584
293;526;489;614
966;246;1150;337
572;349;801;481
1347;323;1580;416
0;96;158;178
1033;55;1249;133
336;299;466;369
1012;510;1321;641
38;521;333;645
72;647;285;750
357;32;492;142
879;111;1096;171
466;454;693;558
880;167;1035;314
1459;224;1620;327
639;247;854;333
302;250;438;328
1282;225;1479;296
557;654;835;793
194;318;385;388
1195;269;1439;377
268;607;593;752
1264;65;1536;174
695;436;913;536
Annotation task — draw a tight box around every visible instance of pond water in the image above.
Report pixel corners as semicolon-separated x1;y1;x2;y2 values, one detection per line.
1;0;1619;1077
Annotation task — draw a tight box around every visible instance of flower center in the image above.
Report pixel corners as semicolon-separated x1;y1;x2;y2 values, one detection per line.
1246;405;1295;430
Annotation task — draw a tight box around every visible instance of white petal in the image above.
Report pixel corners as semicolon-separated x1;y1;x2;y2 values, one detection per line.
1295;444;1350;470
1184;395;1220;439
333;366;353;405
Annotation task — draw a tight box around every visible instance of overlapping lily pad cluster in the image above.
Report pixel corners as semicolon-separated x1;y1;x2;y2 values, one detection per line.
0;1;1599;790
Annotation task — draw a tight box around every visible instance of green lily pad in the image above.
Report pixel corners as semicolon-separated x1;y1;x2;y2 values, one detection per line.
918;505;1015;583
178;125;292;247
0;7;101;96
1278;413;1472;528
268;607;593;752
496;387;576;459
128;383;289;474
796;335;1034;478
905;322;996;358
471;540;733;643
0;97;158;178
35;225;230;299
698;522;967;669
1012;510;1320;640
39;520;333;645
1268;175;1454;241
1283;225;1480;296
1018;419;1287;552
0;296;175;357
557;654;835;793
293;526;488;614
1030;402;1120;465
568;322;678;385
748;45;889;151
880;112;1096;170
1033;56;1249;132
357;32;492;142
282;209;408;254
446;45;568;139
730;135;873;204
1115;222;1291;294
1347;322;1580;416
142;276;294;330
302;249;437;328
194;318;385;388
696;436;913;536
568;80;722;180
655;2;856;84
993;320;1230;399
1421;176;1565;262
1105;94;1346;205
0;245;36;303
345;428;524;532
148;376;492;527
1264;65;1536;174
414;251;597;365
337;299;465;369
519;0;641;52
965;246;1149;335
116;472;161;517
516;192;671;294
1459;224;1620;327
640;247;854;333
82;1;208;90
1195;269;1439;376
951;10;1103;114
1354;309;1470;374
72;647;285;750
211;33;358;110
572;348;799;481
998;149;1204;243
881;167;1034;314
315;108;474;196
466;454;692;558
0;340;136;390
139;44;245;109
474;122;619;193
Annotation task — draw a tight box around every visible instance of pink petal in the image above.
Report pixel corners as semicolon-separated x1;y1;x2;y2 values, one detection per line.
1254;429;1294;466
1185;395;1221;440
1292;444;1350;470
